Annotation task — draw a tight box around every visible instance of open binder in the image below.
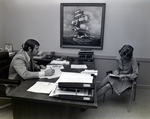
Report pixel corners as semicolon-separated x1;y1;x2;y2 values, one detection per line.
48;72;95;102
57;72;95;89
58;82;94;89
49;87;94;102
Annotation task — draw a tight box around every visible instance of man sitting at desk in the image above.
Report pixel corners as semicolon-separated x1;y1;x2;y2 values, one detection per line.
8;39;54;82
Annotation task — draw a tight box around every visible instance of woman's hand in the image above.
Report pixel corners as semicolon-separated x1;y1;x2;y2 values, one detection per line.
113;70;119;75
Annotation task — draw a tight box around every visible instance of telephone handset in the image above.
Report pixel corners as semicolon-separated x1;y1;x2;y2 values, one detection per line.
50;51;55;57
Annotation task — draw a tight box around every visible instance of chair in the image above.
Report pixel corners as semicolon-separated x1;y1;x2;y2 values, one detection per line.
103;62;140;112
0;52;21;109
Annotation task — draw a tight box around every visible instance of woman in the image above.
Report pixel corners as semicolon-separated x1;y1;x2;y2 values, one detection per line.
97;45;138;98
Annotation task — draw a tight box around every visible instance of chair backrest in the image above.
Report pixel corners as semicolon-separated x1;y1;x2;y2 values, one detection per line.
134;62;140;82
0;52;11;78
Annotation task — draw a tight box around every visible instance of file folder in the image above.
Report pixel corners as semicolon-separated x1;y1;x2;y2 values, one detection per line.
56;72;94;89
58;94;94;102
57;73;95;89
58;82;95;89
50;88;94;102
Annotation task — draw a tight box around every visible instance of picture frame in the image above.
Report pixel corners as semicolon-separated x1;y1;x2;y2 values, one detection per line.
60;3;106;50
4;44;13;52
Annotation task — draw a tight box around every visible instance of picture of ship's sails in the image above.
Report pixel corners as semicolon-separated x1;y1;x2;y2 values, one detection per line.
71;10;91;39
61;5;105;49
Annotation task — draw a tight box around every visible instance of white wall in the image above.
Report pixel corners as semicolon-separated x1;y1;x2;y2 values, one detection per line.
0;0;4;47
2;0;150;58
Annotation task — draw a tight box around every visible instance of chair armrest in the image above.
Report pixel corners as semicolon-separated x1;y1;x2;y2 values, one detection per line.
0;79;21;85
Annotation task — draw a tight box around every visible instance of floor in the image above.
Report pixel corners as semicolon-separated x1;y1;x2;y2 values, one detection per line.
0;89;150;119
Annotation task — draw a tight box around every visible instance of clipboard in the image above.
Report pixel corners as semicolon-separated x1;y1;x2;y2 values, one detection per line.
109;74;120;78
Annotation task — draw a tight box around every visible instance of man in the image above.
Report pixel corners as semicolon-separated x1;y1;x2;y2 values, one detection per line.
9;39;54;81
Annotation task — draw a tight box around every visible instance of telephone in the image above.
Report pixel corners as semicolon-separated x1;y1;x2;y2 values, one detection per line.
46;51;55;59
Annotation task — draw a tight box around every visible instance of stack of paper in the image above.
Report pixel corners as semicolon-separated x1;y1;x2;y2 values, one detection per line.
71;64;87;69
56;72;93;83
27;81;57;94
50;60;69;65
81;69;98;76
49;87;90;97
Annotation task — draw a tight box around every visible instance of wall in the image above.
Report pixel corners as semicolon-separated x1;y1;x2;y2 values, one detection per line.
1;0;150;88
0;0;4;47
94;56;150;90
2;0;150;58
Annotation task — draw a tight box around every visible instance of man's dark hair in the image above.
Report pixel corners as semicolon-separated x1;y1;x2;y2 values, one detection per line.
23;39;40;52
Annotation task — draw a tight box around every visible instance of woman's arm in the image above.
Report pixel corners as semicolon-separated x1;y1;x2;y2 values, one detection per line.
130;57;138;79
120;57;138;79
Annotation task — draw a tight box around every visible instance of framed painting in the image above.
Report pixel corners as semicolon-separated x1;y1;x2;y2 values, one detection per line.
4;44;13;52
60;3;106;50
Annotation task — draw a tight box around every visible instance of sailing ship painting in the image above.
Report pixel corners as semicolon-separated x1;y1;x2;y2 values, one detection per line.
60;3;106;49
71;9;92;40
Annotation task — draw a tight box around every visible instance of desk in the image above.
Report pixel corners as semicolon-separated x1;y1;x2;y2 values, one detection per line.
7;61;97;119
34;55;94;66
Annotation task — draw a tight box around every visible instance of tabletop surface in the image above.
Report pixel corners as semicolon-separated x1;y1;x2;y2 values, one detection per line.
7;60;97;108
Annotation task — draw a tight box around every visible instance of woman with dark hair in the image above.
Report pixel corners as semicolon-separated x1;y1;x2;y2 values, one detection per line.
97;45;139;98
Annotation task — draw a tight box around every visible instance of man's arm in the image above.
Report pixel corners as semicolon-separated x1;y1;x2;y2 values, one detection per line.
13;58;39;80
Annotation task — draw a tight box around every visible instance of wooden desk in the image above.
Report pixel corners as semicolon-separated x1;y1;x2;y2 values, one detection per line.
7;61;97;119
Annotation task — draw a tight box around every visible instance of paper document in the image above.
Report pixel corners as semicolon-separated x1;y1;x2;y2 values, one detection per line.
71;64;87;69
9;52;16;57
109;74;120;78
27;81;57;94
56;72;93;84
50;60;69;65
33;55;46;59
40;65;62;79
81;69;98;76
49;87;90;97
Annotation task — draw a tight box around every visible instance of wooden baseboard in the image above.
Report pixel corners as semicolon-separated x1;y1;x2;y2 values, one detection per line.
137;84;150;90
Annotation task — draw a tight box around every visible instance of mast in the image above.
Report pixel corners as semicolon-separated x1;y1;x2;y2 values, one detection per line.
71;9;91;38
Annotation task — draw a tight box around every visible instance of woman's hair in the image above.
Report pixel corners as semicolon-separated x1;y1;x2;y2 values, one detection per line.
119;45;134;59
23;39;40;52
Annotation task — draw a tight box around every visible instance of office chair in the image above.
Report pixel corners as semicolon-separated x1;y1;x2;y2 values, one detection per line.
102;62;140;112
0;52;21;109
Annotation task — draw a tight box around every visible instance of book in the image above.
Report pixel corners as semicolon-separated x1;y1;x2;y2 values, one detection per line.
109;74;120;78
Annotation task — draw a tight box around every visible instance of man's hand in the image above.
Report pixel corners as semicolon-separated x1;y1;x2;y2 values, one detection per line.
45;68;55;76
40;65;46;69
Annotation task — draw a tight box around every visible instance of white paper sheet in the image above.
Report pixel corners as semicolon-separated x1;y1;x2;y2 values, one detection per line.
71;64;87;69
56;72;93;83
27;81;57;94
49;87;90;97
50;60;69;65
81;69;98;76
40;65;62;79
